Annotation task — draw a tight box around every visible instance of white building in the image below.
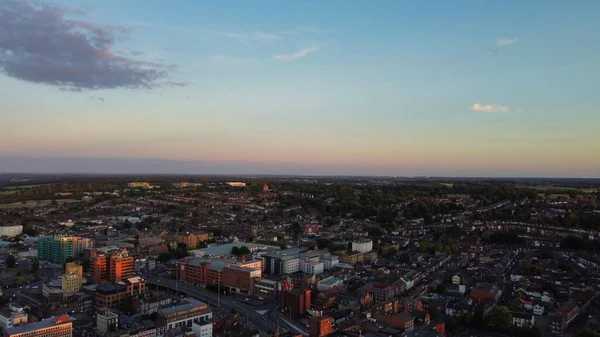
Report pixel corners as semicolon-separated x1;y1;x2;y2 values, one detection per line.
225;182;246;187
512;312;535;328
300;259;324;275
352;239;373;253
97;310;119;335
0;225;23;238
533;304;545;315
317;276;344;291
0;303;28;330
192;320;213;337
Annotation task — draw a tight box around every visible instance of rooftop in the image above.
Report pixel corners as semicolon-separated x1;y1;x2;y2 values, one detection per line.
159;298;208;315
188;242;280;256
5;316;71;335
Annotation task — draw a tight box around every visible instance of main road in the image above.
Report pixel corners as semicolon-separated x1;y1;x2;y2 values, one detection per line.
144;276;308;336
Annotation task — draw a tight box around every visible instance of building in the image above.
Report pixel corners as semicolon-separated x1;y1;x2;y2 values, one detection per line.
262;250;306;275
191;320;213;337
0;304;28;331
351;239;373;253
156;298;212;331
61;262;83;299
179;258;262;294
96;309;119;335
95;277;147;310
512;312;535;329
225;182;246;187
304;224;319;235
253;278;278;297
299;251;339;275
222;264;261;294
3;315;72;337
110;250;134;283
76;238;94;255
127;182;151;189
37;236;78;264
90;254;108;284
470;283;502;303
309;313;333;337
174;232;209;249
281;289;311;318
0;225;23;238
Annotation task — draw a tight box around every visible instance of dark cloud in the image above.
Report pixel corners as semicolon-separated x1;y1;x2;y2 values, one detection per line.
0;0;182;90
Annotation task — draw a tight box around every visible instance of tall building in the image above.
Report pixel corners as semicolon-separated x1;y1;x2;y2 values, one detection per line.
309;313;333;337
94;277;147;310
90;254;108;284
61;262;83;299
351;239;373;253
37;236;78;264
76;238;94;255
3;315;72;337
109;250;134;283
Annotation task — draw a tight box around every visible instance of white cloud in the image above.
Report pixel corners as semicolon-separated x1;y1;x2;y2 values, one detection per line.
495;38;518;47
470;102;510;113
273;45;319;61
212;30;281;43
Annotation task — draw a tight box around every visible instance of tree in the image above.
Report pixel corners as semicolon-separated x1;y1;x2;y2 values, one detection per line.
446;317;458;332
31;259;39;273
5;255;16;268
120;296;135;315
22;224;39;236
434;284;446;294
489;306;511;332
530;325;541;337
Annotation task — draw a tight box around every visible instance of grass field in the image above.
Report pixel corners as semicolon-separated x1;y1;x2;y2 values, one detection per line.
0;199;78;209
0;190;17;195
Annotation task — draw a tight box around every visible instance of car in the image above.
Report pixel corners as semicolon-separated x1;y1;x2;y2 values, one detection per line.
258;297;264;300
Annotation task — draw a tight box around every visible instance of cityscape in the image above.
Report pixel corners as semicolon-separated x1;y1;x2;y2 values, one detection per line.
0;175;599;337
1;0;600;337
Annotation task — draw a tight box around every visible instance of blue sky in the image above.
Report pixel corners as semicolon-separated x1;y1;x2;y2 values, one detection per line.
1;0;599;177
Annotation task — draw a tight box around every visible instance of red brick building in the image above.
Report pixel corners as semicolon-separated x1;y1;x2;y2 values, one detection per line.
309;313;333;337
281;288;311;318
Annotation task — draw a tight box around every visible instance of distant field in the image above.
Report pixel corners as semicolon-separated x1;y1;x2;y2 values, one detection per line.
522;185;599;193
0;199;78;209
0;190;17;195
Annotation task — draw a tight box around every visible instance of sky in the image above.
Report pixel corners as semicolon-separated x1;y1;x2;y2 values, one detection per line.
1;0;599;177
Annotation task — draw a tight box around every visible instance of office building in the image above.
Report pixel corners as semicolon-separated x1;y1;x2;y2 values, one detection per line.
156;298;212;331
94;277;147;310
61;262;83;299
0;304;28;331
109;250;134;283
76;238;94;255
179;258;262;294
96;309;119;335
191;320;213;337
37;236;78;264
90;254;109;284
262;249;307;275
352;239;373;253
0;225;23;238
3;315;72;337
174;232;209;249
281;289;311;319
309;313;333;337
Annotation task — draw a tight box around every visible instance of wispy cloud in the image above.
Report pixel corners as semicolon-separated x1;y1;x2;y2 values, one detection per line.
281;25;324;35
470;102;510;113
273;45;319;61
496;38;518;47
89;96;105;101
211;55;250;65
211;30;281;43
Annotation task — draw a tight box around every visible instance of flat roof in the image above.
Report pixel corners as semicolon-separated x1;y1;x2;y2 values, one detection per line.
189;242;280;256
6;316;70;335
159;298;208;315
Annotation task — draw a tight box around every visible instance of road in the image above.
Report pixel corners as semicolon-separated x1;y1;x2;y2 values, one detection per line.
145;276;308;336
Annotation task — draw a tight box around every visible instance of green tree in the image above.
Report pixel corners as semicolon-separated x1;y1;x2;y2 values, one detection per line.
120;296;135;315
31;259;39;273
6;255;16;268
446;317;458;332
530;325;541;337
489;306;511;332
